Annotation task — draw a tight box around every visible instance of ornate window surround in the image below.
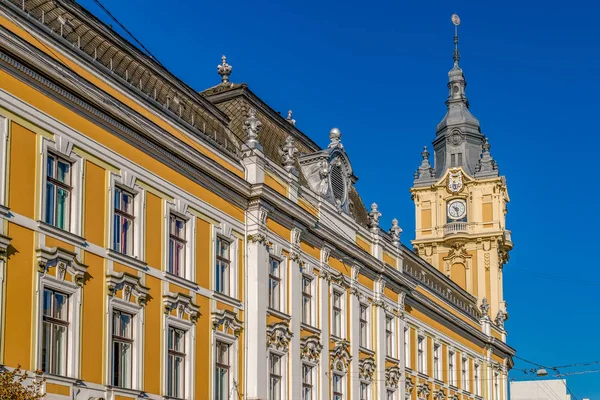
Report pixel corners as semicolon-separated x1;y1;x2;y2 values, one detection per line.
105;271;148;391
330;282;347;340
107;170;146;268
211;309;242;400
212;221;239;302
300;263;318;331
162;292;199;399
38;134;85;245
35;247;87;378
0;233;10;348
163;198;196;285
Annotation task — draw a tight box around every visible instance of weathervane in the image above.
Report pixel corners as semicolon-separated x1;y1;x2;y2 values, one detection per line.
451;14;460;65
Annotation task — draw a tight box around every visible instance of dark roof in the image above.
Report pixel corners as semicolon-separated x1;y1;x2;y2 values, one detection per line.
202;83;370;228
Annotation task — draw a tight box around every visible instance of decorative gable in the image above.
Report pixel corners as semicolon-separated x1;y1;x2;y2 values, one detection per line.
299;128;357;213
37;247;87;286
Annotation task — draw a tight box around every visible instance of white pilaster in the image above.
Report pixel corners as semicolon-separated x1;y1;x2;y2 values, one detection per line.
349;288;360;398
398;293;407;400
319;273;330;400
246;200;270;400
288;225;304;399
375;277;387;400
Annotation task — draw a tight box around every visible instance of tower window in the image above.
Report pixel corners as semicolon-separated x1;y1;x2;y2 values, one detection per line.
450;153;463;167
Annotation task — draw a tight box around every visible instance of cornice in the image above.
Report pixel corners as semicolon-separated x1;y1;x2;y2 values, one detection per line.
0;28;251;209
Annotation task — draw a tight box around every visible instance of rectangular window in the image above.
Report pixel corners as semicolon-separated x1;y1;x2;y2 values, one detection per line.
494;372;500;400
112;310;133;388
332;291;342;337
113;187;134;255
433;344;441;380
169;214;187;277
417;336;425;374
167;327;186;398
360;382;369;400
359;305;368;348
451;153;456;167
474;364;481;396
457;153;463;166
42;288;69;375
387;390;396;400
404;327;410;369
302;276;313;325
462;358;470;392
216;238;230;295
269;353;282;400
268;258;281;310
45;153;72;230
385;317;393;357
215;341;230;400
332;373;344;400
302;364;313;400
449;351;456;386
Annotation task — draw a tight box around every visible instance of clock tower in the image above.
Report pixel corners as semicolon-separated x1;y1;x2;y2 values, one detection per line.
410;17;513;321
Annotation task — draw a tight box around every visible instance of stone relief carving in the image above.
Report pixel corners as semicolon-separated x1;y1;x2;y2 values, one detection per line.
266;322;293;352
330;339;351;372
385;366;401;388
212;309;243;338
300;335;323;363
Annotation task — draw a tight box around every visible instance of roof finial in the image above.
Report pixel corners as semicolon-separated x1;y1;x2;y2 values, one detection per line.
217;55;232;84
451;14;461;66
286;110;296;126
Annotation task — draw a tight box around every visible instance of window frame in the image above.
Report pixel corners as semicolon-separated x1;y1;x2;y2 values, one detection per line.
404;327;411;369
163;309;196;400
0;114;8;209
449;350;457;387
39;136;84;238
164;206;196;282
167;326;187;399
462;357;470;392
359;303;370;349
214;340;230;400
106;290;144;391
212;315;239;400
108;172;145;262
474;362;481;396
417;335;426;374
331;288;345;339
301;274;315;327
44;152;73;231
36;272;82;378
302;363;315;400
269;352;283;400
215;236;232;296
433;343;441;381
385;315;395;358
359;381;370;400
332;372;345;400
268;256;282;311
41;287;70;376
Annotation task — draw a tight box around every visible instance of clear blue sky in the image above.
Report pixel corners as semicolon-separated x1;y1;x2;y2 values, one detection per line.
77;0;600;396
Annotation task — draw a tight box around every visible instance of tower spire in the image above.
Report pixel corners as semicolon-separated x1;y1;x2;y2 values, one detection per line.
452;14;460;65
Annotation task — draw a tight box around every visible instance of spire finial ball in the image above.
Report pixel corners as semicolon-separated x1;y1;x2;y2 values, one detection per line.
452;14;460;26
329;127;341;140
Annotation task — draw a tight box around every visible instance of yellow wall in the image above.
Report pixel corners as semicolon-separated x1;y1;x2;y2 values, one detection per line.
81;252;105;383
194;295;211;399
84;161;106;245
8;122;36;218
451;263;467;291
145;193;163;268
3;223;34;369
196;218;212;289
144;275;162;394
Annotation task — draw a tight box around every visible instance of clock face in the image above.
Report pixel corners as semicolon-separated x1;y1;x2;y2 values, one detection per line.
447;199;467;220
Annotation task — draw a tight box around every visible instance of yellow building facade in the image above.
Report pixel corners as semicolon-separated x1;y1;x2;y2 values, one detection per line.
0;2;514;400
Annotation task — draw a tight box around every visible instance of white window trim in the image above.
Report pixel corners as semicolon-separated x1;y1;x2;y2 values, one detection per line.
448;349;457;387
384;313;396;359
108;171;145;261
0;114;8;208
164;199;196;282
359;302;371;350
268;349;288;400
462;357;470;392
474;362;482;396
106;291;145;390
36;269;82;378
213;329;239;400
267;244;287;314
417;334;427;374
330;284;346;339
213;222;238;299
433;343;442;381
163;314;196;399
301;361;317;400
331;371;346;400
404;327;411;369
300;264;318;329
359;380;371;400
39;135;84;239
